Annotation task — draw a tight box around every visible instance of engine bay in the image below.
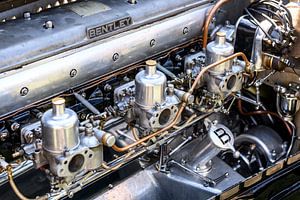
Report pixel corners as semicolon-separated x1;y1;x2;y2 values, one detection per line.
0;0;300;199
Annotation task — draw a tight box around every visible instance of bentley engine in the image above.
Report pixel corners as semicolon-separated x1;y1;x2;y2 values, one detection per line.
0;0;300;199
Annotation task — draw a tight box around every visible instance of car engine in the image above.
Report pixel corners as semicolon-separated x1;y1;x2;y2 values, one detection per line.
0;0;300;199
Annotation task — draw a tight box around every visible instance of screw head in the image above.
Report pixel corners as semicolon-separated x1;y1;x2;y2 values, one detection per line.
183;27;189;35
150;39;156;47
20;87;29;96
70;69;77;77
112;53;119;61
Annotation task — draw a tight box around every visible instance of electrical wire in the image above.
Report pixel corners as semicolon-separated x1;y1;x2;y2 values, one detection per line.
249;0;293;29
247;8;278;28
286;121;296;158
244;0;294;52
237;99;292;136
244;8;275;42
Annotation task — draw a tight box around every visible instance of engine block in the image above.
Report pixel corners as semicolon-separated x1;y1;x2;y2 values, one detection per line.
0;0;299;200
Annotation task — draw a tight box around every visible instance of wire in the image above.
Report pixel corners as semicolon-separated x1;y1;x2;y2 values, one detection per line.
244;8;275;42
237;99;292;136
286;121;296;158
248;8;277;28
244;0;294;51
292;67;300;78
250;0;293;29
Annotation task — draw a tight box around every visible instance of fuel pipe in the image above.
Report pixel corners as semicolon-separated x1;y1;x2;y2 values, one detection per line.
237;99;292;136
74;92;101;115
202;0;232;49
112;52;251;152
6;165;47;200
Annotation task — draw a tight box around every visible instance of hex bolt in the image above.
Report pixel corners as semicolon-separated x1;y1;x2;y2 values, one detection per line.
150;39;156;47
36;7;43;13
0;131;9;141
54;1;60;6
104;84;112;92
123;76;130;82
20;87;29;96
23;12;31;20
128;0;137;4
183;27;189;35
44;20;54;29
11;122;20;131
85;123;93;135
70;69;77;77
167;84;175;96
175;55;182;61
108;184;114;189
67;191;74;198
24;130;34;143
112;53;119;61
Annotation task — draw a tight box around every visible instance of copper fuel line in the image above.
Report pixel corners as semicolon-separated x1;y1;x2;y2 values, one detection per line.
237;99;292;136
202;0;232;49
6;165;47;200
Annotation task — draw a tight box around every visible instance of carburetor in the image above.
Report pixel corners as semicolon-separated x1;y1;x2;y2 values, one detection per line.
134;60;180;131
205;32;244;98
114;59;194;132
41;98;95;177
22;97;116;179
